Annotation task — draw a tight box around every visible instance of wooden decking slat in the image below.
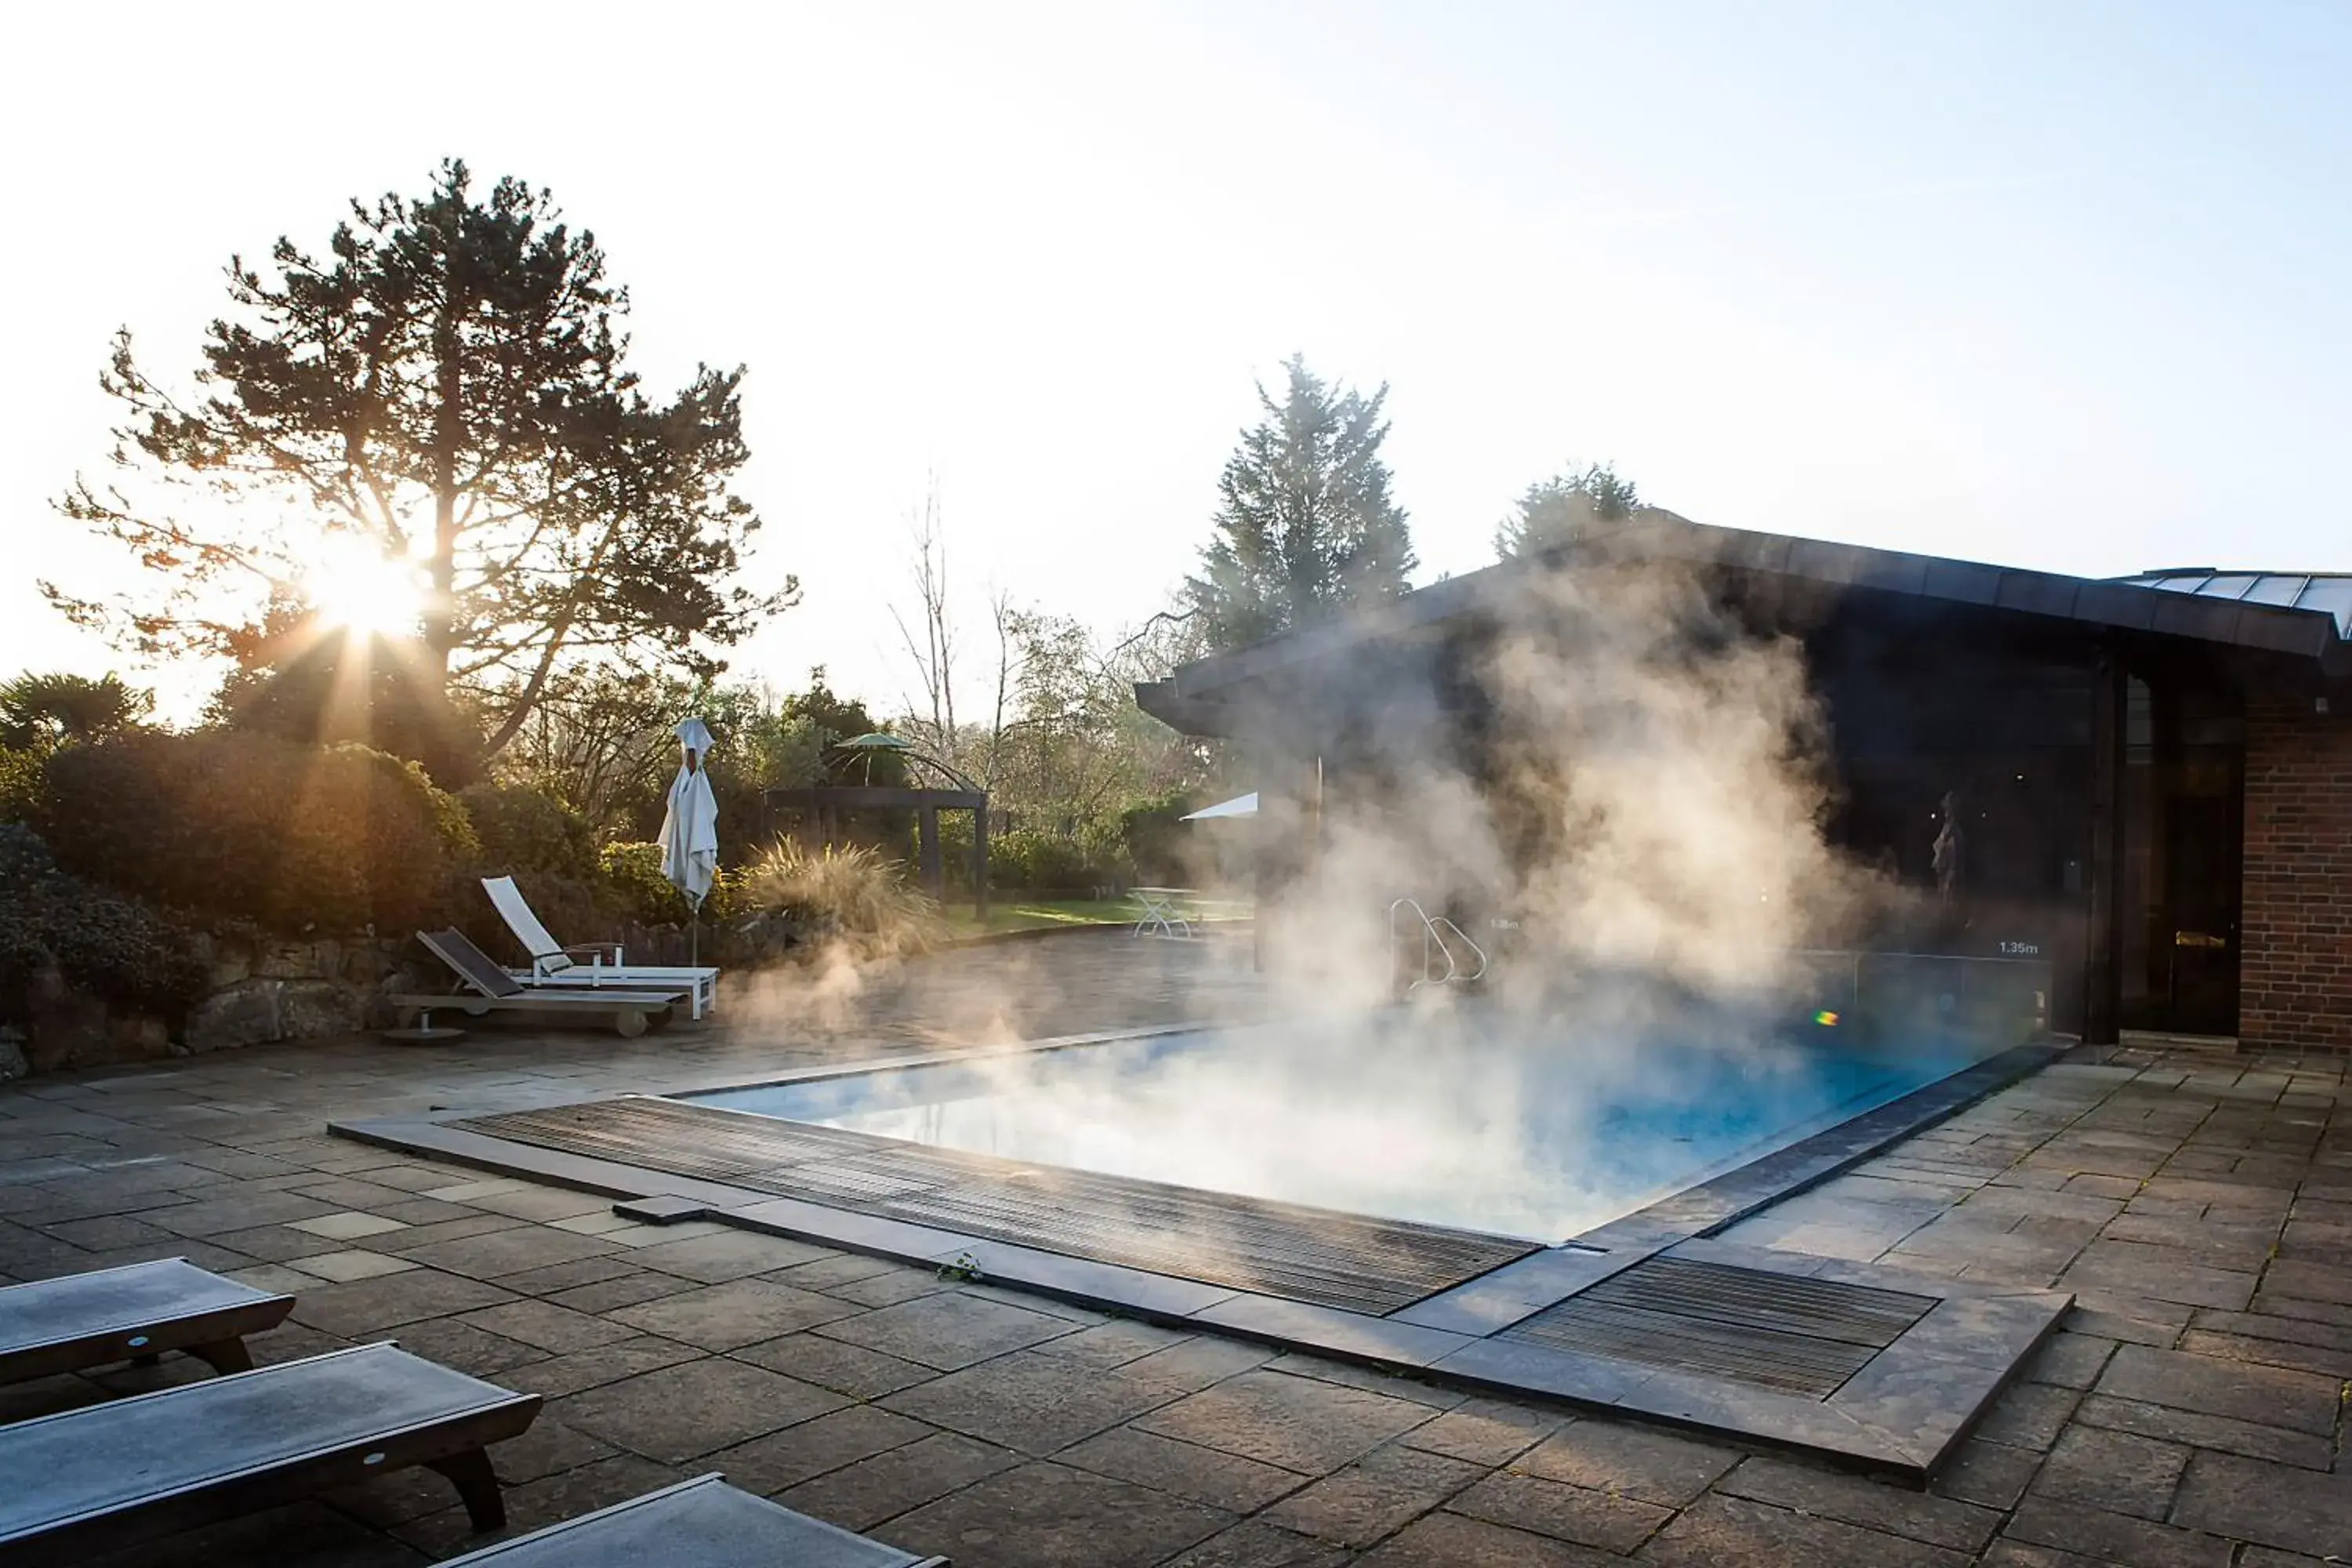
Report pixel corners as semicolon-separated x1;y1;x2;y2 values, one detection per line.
460;1098;1534;1314
1501;1255;1936;1398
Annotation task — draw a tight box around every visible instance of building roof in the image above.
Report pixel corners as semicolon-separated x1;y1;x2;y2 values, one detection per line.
1139;518;2352;730
2113;570;2352;639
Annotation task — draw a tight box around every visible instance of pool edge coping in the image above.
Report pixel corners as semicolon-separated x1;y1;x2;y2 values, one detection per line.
331;1029;2070;1481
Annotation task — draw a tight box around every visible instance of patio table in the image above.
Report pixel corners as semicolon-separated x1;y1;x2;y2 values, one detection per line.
1131;886;1196;939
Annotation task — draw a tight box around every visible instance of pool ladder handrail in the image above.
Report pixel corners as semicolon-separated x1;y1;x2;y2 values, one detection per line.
1388;898;1489;993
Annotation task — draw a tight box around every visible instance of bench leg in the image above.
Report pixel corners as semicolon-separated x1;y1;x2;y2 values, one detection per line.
426;1447;506;1532
185;1337;254;1375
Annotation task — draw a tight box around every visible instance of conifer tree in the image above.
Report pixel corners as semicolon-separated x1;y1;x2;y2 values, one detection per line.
1185;356;1416;652
1494;462;1642;559
49;159;790;756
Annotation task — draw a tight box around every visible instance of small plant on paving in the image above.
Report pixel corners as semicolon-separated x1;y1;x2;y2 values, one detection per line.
937;1251;985;1283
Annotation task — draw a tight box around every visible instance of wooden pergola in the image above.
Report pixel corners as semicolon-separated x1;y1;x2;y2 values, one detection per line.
761;785;989;916
764;731;990;915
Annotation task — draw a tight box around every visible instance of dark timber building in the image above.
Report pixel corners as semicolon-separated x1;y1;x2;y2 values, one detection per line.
1138;517;2352;1051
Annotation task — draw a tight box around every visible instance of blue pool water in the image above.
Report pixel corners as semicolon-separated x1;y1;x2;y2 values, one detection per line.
691;1008;2005;1242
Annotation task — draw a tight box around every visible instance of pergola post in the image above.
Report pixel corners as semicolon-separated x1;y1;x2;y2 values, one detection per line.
973;805;989;918
917;806;943;897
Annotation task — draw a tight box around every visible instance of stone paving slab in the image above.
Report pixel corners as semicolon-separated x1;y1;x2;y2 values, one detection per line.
0;932;2345;1565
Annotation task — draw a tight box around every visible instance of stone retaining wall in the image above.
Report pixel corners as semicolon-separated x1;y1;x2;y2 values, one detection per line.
0;909;827;1081
2;931;421;1081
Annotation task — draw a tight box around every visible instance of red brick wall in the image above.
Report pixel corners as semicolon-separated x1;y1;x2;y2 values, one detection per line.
2240;694;2352;1053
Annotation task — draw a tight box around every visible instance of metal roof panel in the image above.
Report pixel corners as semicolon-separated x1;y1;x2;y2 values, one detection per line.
2296;579;2352;637
1710;528;1793;575
1783;538;1873;588
1921;558;2004;607
2240;575;2311;608
1152;531;2352;713
1842;550;1933;597
2232;611;2329;657
2147;591;2235;641
1994;572;2082;619
2070;581;2159;631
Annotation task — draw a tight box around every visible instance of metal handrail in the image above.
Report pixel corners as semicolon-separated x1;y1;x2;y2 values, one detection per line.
1389;898;1453;991
1388;899;1489;993
1435;916;1490;983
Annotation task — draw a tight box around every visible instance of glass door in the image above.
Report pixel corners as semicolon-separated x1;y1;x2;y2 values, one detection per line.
2119;675;2243;1036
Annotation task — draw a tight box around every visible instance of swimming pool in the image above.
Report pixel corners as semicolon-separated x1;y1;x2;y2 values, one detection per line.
689;1000;2013;1243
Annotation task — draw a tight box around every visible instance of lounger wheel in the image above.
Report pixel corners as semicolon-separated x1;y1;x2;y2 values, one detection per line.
645;1005;675;1033
613;1007;650;1039
462;1000;492;1018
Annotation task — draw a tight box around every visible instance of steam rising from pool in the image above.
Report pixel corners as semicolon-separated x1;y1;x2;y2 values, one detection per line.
717;561;1958;1240
1254;561;1900;1005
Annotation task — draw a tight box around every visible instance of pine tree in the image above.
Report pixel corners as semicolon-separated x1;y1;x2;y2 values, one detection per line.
1185;356;1417;652
48;159;791;757
1494;462;1642;559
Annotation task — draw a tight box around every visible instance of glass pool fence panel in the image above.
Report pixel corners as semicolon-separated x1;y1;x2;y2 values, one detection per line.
1785;949;2053;1049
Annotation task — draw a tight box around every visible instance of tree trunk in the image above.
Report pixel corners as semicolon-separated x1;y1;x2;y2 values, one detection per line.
423;245;464;685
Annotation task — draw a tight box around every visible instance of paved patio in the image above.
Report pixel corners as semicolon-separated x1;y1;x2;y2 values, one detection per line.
2;928;2347;1566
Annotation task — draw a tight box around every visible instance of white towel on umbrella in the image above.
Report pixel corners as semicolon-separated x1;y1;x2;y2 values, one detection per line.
659;718;720;909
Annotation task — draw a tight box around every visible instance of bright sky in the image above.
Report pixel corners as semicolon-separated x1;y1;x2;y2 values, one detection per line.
5;2;2349;721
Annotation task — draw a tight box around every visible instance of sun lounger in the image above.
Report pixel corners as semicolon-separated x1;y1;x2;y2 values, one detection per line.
483;875;720;1019
0;1342;539;1566
389;930;688;1039
0;1258;293;1387
438;1473;949;1566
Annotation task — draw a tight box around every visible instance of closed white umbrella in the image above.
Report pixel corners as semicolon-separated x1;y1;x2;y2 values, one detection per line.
659;717;720;960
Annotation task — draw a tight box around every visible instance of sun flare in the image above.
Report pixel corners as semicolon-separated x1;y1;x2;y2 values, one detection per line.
302;537;427;637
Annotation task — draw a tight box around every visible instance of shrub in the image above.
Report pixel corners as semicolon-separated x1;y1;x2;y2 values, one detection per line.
0;746;45;824
597;840;697;926
1117;793;1192;884
985;827;1093;892
737;839;943;953
0;820;56;884
27;891;208;1016
459;782;597;879
38;732;475;934
0;825;205;1025
457;868;617;964
935;808;979;891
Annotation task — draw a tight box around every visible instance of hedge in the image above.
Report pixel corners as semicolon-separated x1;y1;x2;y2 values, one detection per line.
38;732;478;934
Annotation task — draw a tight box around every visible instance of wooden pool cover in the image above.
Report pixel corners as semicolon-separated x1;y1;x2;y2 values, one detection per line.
1500;1253;1939;1397
458;1097;1537;1314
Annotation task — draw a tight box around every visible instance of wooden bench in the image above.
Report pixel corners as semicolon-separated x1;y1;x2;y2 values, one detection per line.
0;1258;293;1386
440;1473;949;1566
0;1343;540;1566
